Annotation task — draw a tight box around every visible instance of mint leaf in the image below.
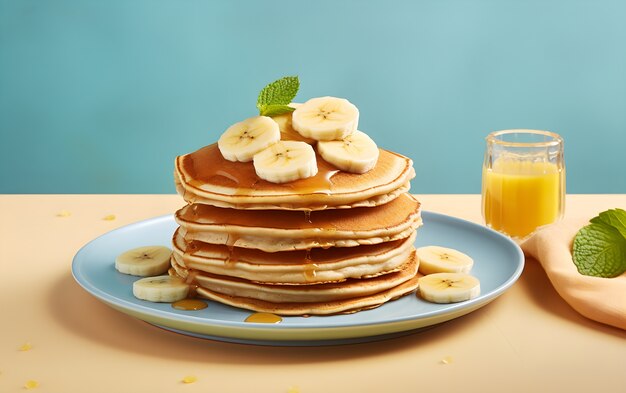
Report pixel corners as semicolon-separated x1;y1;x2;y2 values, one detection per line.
573;223;626;278
257;76;299;106
590;208;626;239
257;76;299;116
258;104;296;117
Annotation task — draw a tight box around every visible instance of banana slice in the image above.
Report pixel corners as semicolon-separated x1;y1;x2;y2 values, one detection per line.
133;275;189;302
292;96;359;141
115;246;172;276
416;246;474;275
271;103;299;136
218;116;280;162
253;140;318;183
317;130;379;173
271;103;316;144
418;273;481;304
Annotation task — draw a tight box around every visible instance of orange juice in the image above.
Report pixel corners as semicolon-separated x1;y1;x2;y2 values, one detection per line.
482;159;564;238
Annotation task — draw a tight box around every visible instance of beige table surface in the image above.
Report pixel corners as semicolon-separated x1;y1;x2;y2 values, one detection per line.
1;194;625;393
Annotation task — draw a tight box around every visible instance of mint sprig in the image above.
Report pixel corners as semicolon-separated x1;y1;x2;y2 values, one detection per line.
573;208;626;278
257;76;300;117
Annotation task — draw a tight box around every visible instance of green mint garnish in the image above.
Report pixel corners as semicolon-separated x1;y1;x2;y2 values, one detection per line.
573;208;626;278
257;76;300;117
590;208;626;239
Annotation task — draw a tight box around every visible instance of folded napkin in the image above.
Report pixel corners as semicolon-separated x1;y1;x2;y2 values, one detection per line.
521;218;626;330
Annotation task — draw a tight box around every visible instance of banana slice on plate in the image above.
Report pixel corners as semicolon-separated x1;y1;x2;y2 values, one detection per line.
418;272;481;304
416;246;474;275
317;130;379;173
253;140;318;183
292;96;359;141
115;246;172;276
218;116;281;162
133;275;189;302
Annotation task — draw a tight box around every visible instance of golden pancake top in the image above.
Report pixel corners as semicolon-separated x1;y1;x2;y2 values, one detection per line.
175;143;415;210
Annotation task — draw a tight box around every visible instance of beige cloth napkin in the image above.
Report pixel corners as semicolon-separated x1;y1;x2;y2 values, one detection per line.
520;218;626;330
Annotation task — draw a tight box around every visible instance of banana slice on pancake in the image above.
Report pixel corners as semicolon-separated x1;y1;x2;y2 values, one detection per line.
317;130;379;174
270;103;317;144
418;272;480;303
253;140;318;183
218;116;280;162
292;96;359;141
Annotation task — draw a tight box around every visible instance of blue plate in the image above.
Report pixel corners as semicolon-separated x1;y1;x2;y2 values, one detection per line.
72;211;524;346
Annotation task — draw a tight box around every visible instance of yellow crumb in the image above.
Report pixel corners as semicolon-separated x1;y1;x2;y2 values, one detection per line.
56;210;71;217
102;214;116;221
440;355;454;365
19;342;33;351
181;375;197;384
24;380;39;389
287;386;301;393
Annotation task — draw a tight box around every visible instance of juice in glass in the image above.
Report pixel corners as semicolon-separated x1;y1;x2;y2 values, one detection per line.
481;130;565;239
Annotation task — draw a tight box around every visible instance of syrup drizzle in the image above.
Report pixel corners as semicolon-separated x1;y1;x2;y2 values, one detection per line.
303;263;318;281
172;299;208;311
303;249;317;281
295;167;339;196
183;270;201;297
224;233;241;267
169;270;207;311
183;239;200;258
244;312;283;324
214;169;240;186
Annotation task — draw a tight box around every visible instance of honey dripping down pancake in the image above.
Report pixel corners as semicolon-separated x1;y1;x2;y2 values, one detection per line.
164;79;423;316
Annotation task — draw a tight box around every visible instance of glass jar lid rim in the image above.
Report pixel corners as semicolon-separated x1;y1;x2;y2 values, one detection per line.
486;129;563;147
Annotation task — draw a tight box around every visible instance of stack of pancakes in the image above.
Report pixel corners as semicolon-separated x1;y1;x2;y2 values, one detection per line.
171;137;422;315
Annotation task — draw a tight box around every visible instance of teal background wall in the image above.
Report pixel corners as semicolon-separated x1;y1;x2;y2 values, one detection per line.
1;0;625;194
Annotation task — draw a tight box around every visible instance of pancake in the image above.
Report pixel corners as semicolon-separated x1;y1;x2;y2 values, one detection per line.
195;276;419;315
175;178;411;211
172;231;416;285
175;144;415;211
175;192;422;252
188;252;420;316
179;250;417;305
